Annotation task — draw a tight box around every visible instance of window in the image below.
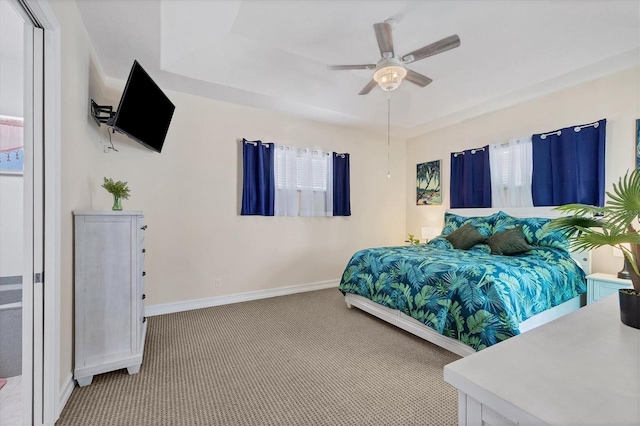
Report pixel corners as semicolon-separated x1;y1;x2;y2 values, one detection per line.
242;141;350;217
297;153;328;191
274;144;333;217
489;137;533;208
276;146;328;191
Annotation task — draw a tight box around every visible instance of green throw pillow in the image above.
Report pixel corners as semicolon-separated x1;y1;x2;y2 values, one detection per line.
445;223;486;250
487;226;532;255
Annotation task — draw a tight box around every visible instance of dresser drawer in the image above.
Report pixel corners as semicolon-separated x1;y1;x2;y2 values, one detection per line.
587;273;632;304
137;216;146;245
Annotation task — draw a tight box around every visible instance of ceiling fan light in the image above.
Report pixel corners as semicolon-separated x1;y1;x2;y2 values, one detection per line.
373;65;407;91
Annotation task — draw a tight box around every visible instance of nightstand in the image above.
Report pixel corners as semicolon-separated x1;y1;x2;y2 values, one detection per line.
586;273;632;305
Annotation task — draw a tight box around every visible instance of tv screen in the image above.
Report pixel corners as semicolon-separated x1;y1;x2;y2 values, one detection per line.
112;60;175;153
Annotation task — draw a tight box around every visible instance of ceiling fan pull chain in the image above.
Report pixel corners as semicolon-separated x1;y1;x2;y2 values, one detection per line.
387;93;391;178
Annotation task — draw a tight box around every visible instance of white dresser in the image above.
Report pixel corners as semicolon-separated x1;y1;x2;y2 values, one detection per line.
444;295;640;425
73;211;147;387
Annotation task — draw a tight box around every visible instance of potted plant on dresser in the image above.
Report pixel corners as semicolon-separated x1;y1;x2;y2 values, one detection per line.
101;177;131;211
550;169;640;329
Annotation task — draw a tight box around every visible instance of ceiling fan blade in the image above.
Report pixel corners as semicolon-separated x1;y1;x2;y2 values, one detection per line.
329;64;376;70
358;79;378;95
404;69;433;87
373;22;394;57
402;34;460;64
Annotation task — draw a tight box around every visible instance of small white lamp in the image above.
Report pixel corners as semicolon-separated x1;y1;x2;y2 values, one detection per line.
421;227;440;243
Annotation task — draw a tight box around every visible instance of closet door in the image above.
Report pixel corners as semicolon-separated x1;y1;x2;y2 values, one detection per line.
21;20;45;426
6;0;59;423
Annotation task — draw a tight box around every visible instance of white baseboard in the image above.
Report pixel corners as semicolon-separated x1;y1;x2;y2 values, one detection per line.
145;279;340;317
57;373;74;420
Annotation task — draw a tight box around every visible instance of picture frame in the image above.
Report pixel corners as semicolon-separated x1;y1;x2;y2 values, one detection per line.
416;159;441;205
0;149;24;176
636;119;640;169
0;116;24;175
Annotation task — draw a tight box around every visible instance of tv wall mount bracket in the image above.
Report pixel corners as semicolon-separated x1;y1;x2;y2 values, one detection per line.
91;99;116;127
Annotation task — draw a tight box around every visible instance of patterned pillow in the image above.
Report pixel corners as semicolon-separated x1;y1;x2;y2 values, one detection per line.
445;223;487;250
427;237;453;250
493;213;570;251
487;225;532;255
441;212;503;238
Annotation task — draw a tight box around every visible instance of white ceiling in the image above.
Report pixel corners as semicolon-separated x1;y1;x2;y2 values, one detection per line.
76;0;640;137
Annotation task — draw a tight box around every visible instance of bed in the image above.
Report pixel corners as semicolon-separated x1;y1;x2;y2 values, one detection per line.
338;207;590;357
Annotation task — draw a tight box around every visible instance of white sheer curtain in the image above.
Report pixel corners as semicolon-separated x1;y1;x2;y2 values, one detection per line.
275;145;333;217
274;144;298;216
324;153;333;217
0;115;23;152
300;149;330;217
489;136;534;207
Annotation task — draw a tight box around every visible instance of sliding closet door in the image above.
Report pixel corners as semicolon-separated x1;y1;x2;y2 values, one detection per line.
20;0;61;423
4;0;57;423
21;15;45;426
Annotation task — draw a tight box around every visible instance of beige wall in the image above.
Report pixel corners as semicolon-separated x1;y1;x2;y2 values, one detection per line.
51;0;406;395
406;66;640;275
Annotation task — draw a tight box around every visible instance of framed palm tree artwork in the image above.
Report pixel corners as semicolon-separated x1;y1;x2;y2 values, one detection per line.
636;119;640;169
416;160;441;205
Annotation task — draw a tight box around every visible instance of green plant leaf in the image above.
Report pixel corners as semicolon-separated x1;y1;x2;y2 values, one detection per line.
553;203;606;217
546;216;605;235
549;170;640;288
101;177;131;199
604;170;640;229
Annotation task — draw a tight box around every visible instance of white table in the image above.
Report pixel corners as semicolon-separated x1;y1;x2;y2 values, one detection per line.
444;295;640;425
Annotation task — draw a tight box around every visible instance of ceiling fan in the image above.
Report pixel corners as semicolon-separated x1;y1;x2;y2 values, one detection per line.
329;19;460;95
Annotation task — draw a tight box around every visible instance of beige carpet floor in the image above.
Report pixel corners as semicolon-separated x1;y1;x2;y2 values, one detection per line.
56;288;461;425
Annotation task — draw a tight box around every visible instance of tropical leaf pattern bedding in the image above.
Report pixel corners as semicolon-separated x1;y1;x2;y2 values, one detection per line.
338;239;586;351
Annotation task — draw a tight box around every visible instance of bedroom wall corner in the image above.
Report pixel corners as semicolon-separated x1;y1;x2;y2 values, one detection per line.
48;0;130;401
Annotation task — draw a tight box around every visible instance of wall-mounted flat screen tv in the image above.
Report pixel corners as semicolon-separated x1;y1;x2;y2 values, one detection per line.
111;60;175;153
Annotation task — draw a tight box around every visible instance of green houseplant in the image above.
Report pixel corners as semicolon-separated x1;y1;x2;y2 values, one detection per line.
405;234;420;245
101;177;131;211
550;169;640;328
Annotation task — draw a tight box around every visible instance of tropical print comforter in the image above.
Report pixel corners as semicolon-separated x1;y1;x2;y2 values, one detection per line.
338;240;586;351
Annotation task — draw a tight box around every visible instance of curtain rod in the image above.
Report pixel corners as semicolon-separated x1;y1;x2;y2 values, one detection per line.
540;121;599;139
242;139;267;147
245;139;345;157
453;146;485;157
298;148;329;155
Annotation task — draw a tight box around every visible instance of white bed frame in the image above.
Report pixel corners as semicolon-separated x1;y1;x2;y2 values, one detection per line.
344;207;591;357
